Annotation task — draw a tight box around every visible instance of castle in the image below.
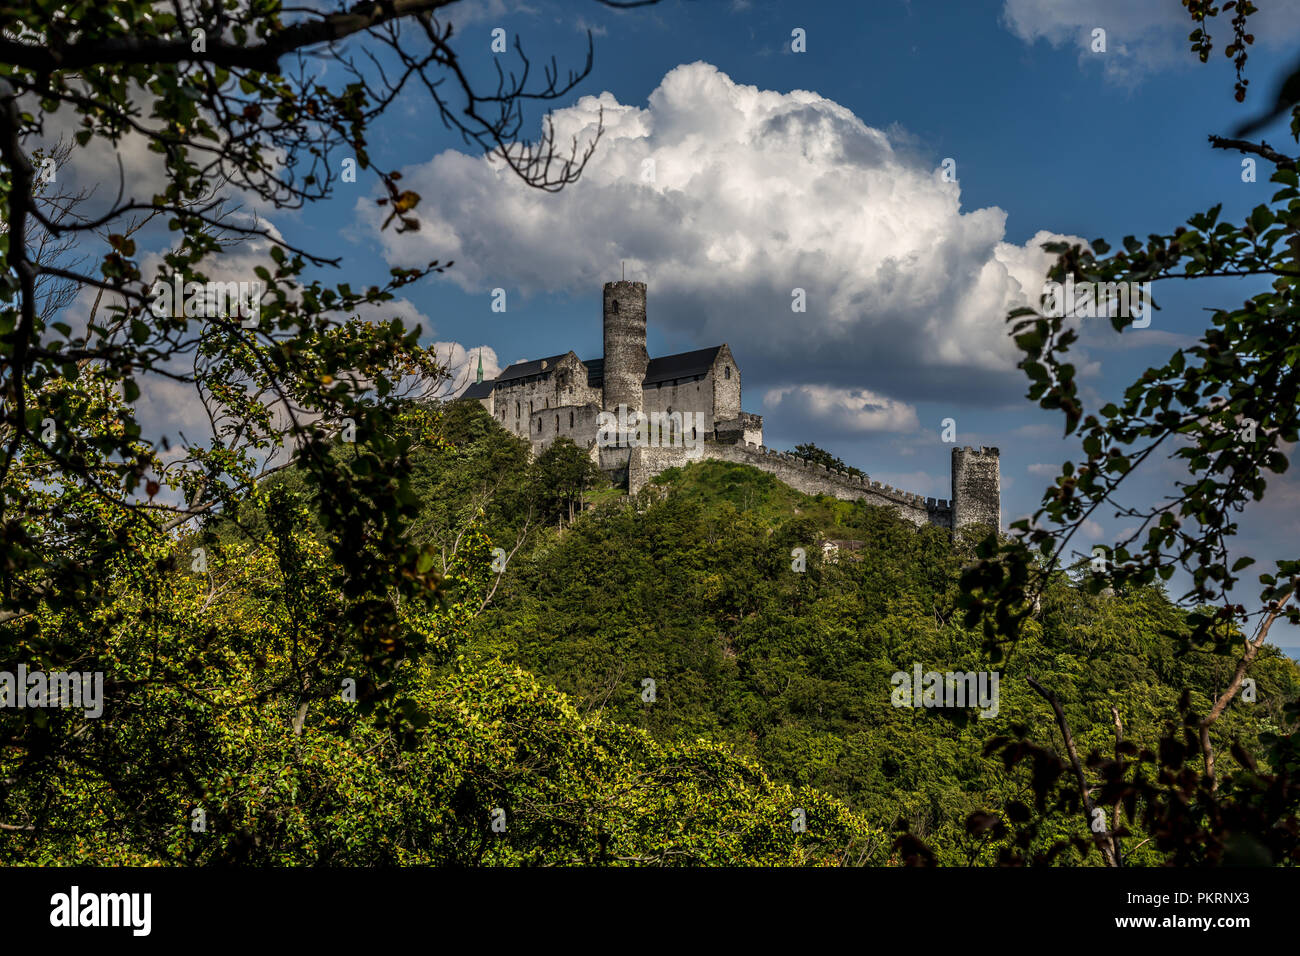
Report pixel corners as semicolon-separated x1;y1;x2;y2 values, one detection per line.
462;280;1000;532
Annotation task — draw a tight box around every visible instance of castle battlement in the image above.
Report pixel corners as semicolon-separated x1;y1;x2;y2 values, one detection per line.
640;439;968;530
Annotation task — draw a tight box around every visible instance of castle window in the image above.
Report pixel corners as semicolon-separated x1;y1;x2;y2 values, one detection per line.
529;400;533;414
555;414;559;432
724;366;731;380
515;402;520;417
569;411;574;428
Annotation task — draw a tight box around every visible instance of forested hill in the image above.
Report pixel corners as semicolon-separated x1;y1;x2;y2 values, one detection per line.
426;402;1300;864
10;399;1298;866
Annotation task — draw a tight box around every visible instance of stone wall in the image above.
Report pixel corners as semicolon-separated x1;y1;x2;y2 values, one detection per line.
711;344;741;421
641;371;713;423
625;442;956;530
715;411;763;447
492;353;600;441
529;402;603;453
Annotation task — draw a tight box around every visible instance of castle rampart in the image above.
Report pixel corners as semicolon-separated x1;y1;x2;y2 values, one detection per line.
623;441;994;531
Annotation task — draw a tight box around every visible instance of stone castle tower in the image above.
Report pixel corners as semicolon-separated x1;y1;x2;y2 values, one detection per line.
601;280;648;414
951;446;1001;531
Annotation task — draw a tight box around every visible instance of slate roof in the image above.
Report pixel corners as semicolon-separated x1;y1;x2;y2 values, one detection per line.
477;345;725;393
495;353;570;383
461;380;494;400
643;346;723;385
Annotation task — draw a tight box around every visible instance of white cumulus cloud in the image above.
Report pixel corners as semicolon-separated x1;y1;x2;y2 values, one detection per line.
364;61;1079;415
763;384;919;434
1002;0;1300;82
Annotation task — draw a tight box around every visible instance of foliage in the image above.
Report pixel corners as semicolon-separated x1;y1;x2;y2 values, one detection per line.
440;427;1300;865
2;458;877;865
951;1;1300;864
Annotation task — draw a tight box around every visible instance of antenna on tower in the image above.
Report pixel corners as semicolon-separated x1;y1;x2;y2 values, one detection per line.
622;260;625;280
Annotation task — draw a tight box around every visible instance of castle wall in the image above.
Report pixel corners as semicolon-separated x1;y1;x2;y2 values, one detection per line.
553;352;601;408
641;371;713;428
625;442;955;530
492;353;599;441
715;411;764;447
493;377;549;439
529;402;603;452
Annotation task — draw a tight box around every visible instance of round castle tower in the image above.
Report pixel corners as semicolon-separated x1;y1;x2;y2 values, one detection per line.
602;280;648;414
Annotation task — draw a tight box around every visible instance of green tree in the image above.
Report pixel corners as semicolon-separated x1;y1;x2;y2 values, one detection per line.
533;436;602;528
958;2;1300;865
2;0;806;861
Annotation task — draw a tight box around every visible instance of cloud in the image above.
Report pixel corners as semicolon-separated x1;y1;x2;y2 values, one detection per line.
362;61;1080;416
1001;0;1300;82
1026;462;1059;477
573;15;607;37
763;384;919;434
432;342;502;397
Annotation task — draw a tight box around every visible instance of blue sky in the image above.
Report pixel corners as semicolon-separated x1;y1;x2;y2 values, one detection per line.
68;0;1300;649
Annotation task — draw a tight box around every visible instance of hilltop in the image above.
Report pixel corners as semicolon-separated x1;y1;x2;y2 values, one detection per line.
414;403;1300;863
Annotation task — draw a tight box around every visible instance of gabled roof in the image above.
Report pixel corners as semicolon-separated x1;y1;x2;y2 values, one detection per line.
461;381;494;400
495;353;570;383
643;346;723;385
481;345;727;391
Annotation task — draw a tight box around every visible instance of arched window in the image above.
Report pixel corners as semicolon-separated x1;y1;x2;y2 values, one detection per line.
529;400;533;414
569;411;574;428
515;402;520;418
537;419;542;433
724;366;731;380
